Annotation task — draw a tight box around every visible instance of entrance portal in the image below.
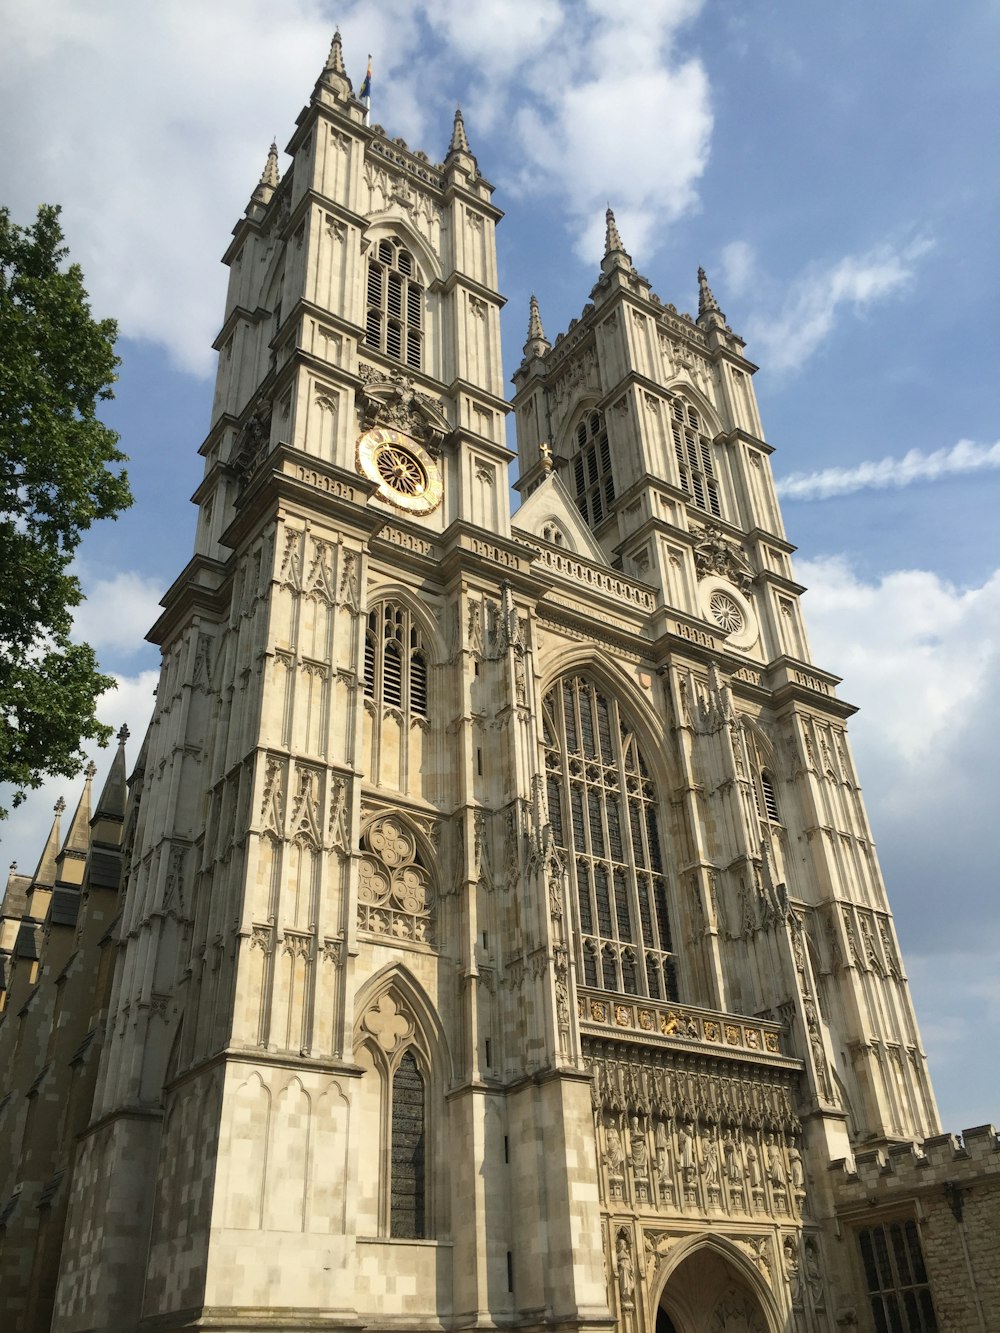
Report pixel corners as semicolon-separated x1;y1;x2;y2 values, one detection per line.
656;1242;774;1333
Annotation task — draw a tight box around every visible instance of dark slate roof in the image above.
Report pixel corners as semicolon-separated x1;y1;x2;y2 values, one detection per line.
14;919;40;960
89;848;121;890
70;1028;97;1066
37;1171;65;1210
50;886;80;928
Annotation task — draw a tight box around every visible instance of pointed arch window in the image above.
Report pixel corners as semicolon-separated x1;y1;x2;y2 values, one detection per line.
365;237;423;370
390;1050;427;1238
571;410;615;528
671;398;721;517
364;602;428;717
542;676;679;1000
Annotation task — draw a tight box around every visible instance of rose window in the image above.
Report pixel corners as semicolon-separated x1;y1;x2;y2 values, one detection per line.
709;590;745;635
375;443;427;497
357;815;432;944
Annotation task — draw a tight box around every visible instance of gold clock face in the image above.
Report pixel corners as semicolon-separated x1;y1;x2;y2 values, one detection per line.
356;427;442;515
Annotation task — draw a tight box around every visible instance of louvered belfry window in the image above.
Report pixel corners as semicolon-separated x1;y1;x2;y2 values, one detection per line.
542;676;679;1000
364;602;428;716
572;410;615;528
671;399;721;517
364;238;423;370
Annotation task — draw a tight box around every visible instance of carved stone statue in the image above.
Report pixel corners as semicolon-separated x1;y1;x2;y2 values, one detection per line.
655;1120;671;1176
702;1127;721;1186
616;1231;635;1307
745;1140;762;1189
789;1144;805;1193
724;1129;743;1183
630;1116;649;1179
765;1134;785;1187
679;1119;697;1181
604;1123;625;1176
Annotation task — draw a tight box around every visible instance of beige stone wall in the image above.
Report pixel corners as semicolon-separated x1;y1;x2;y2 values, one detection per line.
831;1125;1000;1333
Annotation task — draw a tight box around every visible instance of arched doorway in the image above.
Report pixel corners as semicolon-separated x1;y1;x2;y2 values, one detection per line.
654;1242;777;1333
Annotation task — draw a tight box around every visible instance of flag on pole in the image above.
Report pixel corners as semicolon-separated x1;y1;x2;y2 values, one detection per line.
359;55;372;100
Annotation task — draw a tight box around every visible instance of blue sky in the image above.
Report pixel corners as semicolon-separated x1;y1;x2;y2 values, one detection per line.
2;1;998;1133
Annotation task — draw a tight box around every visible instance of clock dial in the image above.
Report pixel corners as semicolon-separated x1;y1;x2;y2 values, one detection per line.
356;427;442;515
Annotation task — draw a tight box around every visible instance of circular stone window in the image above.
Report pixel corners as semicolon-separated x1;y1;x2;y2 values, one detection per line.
708;589;745;635
356;427;443;515
697;575;759;651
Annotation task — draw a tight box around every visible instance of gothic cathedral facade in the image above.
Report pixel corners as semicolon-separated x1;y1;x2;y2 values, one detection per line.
7;33;997;1333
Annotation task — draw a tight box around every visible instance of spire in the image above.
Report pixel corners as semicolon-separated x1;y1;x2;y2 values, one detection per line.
601;206;634;275
31;798;65;888
62;762;96;858
449;106;471;156
324;28;346;78
527;294;546;343
94;726;130;824
260;141;280;190
696;266;727;330
522;293;551;359
248;140;280;213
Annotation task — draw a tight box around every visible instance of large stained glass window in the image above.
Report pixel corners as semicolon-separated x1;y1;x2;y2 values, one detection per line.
390;1050;426;1238
542;676;679;1000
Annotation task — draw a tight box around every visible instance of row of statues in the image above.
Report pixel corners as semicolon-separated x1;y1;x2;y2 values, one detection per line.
602;1113;805;1212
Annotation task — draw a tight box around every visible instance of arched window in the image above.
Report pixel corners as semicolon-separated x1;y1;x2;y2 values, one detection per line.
571;410;615;528
364;602;428;716
543;675;679;1000
365;238;423;370
671;398;721;517
390;1050;426;1238
760;772;780;823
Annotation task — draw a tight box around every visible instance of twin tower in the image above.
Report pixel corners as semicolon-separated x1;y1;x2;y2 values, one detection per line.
2;33;965;1333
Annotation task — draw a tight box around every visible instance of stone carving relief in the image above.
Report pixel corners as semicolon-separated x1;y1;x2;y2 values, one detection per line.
590;1047;801;1222
260;756;286;840
339;549;360;611
357;364;449;450
279;526;304;591
290;767;323;850
615;1228;635;1310
708;1293;767;1333
692;522;755;595
233;396;273;485
357;815;433;944
328;777;349;857
304;538;335;604
362;991;414;1056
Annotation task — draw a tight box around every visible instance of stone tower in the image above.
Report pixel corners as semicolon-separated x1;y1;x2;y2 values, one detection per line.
44;34;955;1333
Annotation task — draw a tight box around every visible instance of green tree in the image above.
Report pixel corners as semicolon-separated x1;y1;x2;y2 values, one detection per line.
0;204;132;814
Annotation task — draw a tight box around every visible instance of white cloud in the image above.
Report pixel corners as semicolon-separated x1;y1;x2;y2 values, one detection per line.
742;237;933;374
719;239;756;297
797;555;1000;938
906;953;1000;1131
797;555;1000;1127
510;4;712;265
72;570;165;656
777;439;1000;501
0;2;713;375
0;668;159;877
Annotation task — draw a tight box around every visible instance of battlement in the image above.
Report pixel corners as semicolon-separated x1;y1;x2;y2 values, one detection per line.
830;1124;1000;1207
